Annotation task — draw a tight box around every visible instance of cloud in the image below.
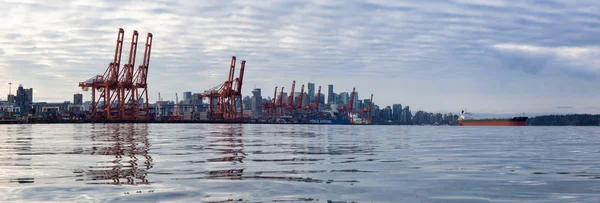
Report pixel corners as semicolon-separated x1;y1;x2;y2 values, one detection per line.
491;44;600;77
0;0;599;114
556;106;574;109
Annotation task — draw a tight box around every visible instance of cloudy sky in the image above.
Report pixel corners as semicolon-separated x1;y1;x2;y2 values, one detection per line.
1;0;599;114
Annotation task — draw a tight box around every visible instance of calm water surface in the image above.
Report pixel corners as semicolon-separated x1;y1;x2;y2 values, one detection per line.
1;124;600;202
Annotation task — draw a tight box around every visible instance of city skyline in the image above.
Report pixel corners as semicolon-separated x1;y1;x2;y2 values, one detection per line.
1;1;600;114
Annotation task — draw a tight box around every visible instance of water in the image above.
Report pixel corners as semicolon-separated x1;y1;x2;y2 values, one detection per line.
1;124;600;202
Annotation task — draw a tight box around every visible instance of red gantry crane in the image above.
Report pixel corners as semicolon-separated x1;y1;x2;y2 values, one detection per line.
198;56;246;121
133;32;153;120
118;30;138;120
79;28;152;121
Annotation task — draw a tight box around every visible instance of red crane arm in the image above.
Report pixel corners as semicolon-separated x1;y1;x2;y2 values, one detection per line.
236;60;246;94
136;33;153;86
289;80;295;106
298;84;304;109
227;56;236;93
273;86;278;106
348;87;356;111
121;30;138;82
369;94;373;113
105;28;125;81
114;29;125;69
279;87;285;106
314;86;321;110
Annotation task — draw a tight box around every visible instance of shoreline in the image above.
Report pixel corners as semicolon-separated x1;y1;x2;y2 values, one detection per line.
0;120;361;125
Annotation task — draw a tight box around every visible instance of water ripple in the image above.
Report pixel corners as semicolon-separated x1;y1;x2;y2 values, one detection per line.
2;125;600;202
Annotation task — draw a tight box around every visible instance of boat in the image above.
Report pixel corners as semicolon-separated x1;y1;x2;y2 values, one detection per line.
457;110;527;126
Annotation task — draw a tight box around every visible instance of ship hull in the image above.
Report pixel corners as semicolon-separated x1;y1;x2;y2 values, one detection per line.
307;119;349;124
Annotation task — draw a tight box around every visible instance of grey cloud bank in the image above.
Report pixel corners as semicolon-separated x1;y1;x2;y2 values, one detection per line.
0;0;599;114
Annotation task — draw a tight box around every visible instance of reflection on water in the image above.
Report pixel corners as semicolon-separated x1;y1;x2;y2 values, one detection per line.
2;125;600;202
76;124;153;185
0;125;34;184
205;125;245;164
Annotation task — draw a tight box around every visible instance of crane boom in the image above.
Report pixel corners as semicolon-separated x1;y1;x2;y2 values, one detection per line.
279;87;285;105
175;93;179;116
298;84;304;109
289;80;295;107
348;87;356;111
314;86;321;111
273;86;278;115
236;60;246;93
227;56;236;94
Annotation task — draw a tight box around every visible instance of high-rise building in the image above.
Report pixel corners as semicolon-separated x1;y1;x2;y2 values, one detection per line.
373;105;380;117
382;106;392;121
276;92;288;105
339;92;349;105
392;104;402;121
301;93;310;107
293;92;301;105
327;84;334;104
319;93;325;105
192;93;204;110
251;88;263;117
183;92;192;105
352;92;359;110
16;85;33;113
363;99;371;109
73;93;83;105
331;93;338;104
25;88;33;103
402;106;411;123
242;96;252;110
306;82;315;102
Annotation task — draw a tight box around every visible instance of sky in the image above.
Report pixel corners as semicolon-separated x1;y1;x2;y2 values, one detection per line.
0;0;599;115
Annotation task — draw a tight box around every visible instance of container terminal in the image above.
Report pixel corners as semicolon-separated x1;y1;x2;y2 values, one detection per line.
1;28;373;125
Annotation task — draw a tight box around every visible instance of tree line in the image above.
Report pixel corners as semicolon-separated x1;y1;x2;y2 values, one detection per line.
527;114;600;126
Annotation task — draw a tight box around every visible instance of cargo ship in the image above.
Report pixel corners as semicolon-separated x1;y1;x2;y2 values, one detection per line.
458;110;527;126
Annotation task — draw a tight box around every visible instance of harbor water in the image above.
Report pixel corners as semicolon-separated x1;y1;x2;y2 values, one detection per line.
1;124;600;202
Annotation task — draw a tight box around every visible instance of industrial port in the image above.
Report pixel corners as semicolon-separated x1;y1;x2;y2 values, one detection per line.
1;28;374;125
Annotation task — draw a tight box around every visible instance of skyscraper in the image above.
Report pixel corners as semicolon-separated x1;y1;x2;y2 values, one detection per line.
293;92;301;105
402;106;411;123
382;106;392;120
306;82;315;102
16;85;33;113
319;93;325;105
363;99;371;111
339;92;349;105
74;93;83;105
327;84;334;104
183;91;192;105
242;96;252;110
251;88;263;117
352;92;359;110
276;92;288;105
392;104;402;121
301;93;310;107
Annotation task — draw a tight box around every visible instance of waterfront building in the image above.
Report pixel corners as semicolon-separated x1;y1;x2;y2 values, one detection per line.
16;85;33;113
